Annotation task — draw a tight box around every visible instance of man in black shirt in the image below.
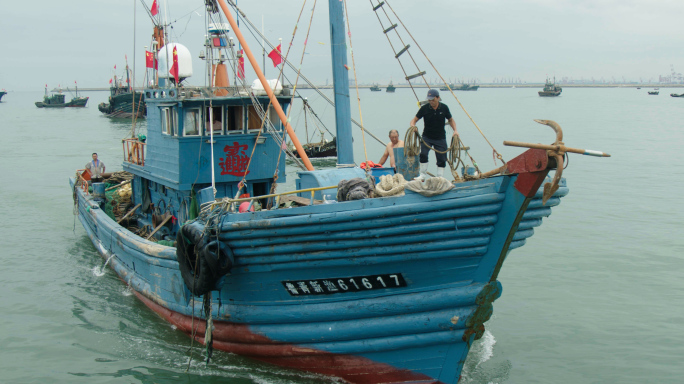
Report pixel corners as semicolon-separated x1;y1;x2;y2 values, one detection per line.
409;89;458;181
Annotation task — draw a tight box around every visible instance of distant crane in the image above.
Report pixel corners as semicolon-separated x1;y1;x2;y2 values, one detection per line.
671;64;683;83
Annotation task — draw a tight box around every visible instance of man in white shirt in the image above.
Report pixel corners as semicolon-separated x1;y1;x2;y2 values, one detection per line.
86;153;106;180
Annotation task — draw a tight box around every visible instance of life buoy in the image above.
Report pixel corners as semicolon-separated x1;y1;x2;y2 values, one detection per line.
128;141;143;165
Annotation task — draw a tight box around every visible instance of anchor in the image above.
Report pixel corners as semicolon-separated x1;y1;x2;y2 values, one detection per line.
503;119;611;204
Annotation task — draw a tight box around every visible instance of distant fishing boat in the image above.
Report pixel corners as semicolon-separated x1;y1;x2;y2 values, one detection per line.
670;92;683;97
0;90;6;102
538;76;562;97
386;81;396;92
454;83;479;91
35;84;88;108
98;64;146;118
71;2;609;383
440;83;479;91
294;98;337;158
369;84;381;91
648;89;659;95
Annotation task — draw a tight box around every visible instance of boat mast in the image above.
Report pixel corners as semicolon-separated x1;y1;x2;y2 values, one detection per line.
327;0;353;166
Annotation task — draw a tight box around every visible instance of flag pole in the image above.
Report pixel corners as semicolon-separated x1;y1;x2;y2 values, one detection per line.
131;0;137;138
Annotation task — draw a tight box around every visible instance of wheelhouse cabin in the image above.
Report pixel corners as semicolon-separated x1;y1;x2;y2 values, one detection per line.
121;87;291;240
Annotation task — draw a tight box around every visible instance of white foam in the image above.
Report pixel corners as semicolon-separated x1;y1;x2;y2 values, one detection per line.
92;266;105;277
122;286;133;296
476;330;496;366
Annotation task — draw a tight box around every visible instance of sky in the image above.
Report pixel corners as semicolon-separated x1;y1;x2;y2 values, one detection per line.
2;0;684;91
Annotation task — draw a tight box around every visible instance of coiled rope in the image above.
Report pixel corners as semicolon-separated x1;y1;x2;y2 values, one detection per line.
404;126;482;180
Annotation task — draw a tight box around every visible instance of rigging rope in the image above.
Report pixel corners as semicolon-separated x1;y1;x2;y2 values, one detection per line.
383;0;506;167
225;0;387;147
342;0;371;172
369;0;429;101
271;0;318;196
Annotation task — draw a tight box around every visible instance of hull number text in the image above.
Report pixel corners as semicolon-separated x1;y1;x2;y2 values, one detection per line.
282;273;407;296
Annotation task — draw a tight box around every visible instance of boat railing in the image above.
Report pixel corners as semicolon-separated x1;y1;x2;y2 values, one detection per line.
75;169;90;194
206;185;338;213
145;85;292;100
122;138;146;166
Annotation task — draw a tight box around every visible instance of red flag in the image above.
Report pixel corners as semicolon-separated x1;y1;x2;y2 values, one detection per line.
109;78;113;84
267;44;282;67
169;46;179;83
151;0;158;16
145;51;157;69
237;49;245;79
114;64;117;70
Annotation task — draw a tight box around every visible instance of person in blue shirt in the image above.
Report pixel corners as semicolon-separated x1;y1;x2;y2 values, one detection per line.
409;89;458;181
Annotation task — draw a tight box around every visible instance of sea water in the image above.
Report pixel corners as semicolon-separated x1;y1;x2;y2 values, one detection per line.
0;87;682;383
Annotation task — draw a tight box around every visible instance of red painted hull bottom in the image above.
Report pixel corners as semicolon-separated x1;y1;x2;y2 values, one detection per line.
135;292;445;384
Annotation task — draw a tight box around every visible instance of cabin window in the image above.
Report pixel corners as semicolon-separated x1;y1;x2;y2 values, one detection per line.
161;107;177;136
226;106;244;133
247;105;264;132
268;104;281;130
183;109;202;136
205;106;223;135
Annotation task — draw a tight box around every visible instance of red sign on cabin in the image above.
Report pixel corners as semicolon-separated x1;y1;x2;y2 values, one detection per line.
219;142;251;177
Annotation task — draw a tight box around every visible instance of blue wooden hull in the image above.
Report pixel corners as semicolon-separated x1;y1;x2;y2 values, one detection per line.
71;173;567;383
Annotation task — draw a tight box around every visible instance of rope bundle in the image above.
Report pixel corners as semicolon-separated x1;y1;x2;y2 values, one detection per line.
404;126;465;181
375;174;408;197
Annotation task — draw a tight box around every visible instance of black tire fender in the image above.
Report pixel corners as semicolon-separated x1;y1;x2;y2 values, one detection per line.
176;222;215;296
201;240;234;278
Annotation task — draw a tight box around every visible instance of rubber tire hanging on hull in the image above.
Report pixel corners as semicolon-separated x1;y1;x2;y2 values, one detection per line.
176;222;216;296
176;222;235;296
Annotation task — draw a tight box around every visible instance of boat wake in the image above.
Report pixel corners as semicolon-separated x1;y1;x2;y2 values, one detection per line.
475;330;496;366
459;330;512;384
92;254;115;277
92;266;106;277
122;286;134;297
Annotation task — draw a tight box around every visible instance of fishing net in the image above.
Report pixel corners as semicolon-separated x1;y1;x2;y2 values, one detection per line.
405;177;454;197
104;183;133;221
337;177;375;202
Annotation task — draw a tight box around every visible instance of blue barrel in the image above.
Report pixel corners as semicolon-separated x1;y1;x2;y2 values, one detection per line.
370;167;396;184
92;182;106;198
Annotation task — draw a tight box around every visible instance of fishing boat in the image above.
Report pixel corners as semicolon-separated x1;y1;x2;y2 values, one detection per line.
98;65;146;118
386;81;396;92
538;77;562;97
293;98;337;158
370;84;381;91
671;93;684;97
454;83;479;91
0;90;6;102
35;84;88;108
648;89;659;95
71;1;608;383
